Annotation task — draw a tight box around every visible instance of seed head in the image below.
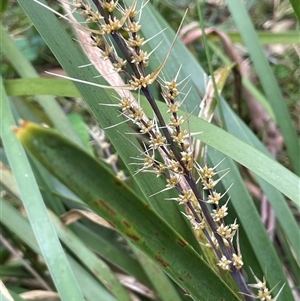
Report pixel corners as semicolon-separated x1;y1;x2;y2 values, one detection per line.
172;129;188;144
178;189;194;204
211;203;228;222
102;16;122;34
103;0;118;12
232;253;243;270
125;21;141;33
166;175;180;188
139;120;155;134
149;133;166;149
167;159;183;174
207;191;221;204
130;75;154;89
131;50;149;66
169;115;185;127
118;97;132;112
128;35;145;47
217;255;232;271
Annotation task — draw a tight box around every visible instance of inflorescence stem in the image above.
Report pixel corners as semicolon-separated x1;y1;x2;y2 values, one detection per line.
56;0;285;300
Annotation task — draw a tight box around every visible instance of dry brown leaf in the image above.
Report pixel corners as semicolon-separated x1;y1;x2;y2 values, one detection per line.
60;209;114;229
116;273;155;300
19;290;60;301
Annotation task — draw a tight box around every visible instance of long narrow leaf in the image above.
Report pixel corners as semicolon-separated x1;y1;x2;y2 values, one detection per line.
0;78;84;301
71;223;150;286
221;103;300;262
4;78;81;98
288;0;300;22
48;211;133;301
226;0;299;175
16;121;241;301
131;246;183;301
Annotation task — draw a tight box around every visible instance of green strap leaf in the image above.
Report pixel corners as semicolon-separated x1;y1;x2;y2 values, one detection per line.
0;78;85;301
288;0;300;22
16;121;241;301
48;211;133;301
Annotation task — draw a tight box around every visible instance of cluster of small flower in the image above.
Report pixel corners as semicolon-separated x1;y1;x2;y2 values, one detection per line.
66;1;283;300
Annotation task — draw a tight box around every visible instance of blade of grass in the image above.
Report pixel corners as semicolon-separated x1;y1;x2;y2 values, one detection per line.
288;0;300;22
276;223;300;287
0;78;85;301
29;158;67;215
226;30;300;45
10;97;44;124
9;96;68;216
221;104;300;262
226;0;299;175
195;0;226;128
131;245;183;301
67;255;119;301
48;211;134;301
4;78;81;98
71;223;151;286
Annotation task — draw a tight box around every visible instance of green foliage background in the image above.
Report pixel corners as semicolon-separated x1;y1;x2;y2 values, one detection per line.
1;1;299;301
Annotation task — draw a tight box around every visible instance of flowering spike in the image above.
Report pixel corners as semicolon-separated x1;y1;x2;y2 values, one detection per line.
39;1;273;299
